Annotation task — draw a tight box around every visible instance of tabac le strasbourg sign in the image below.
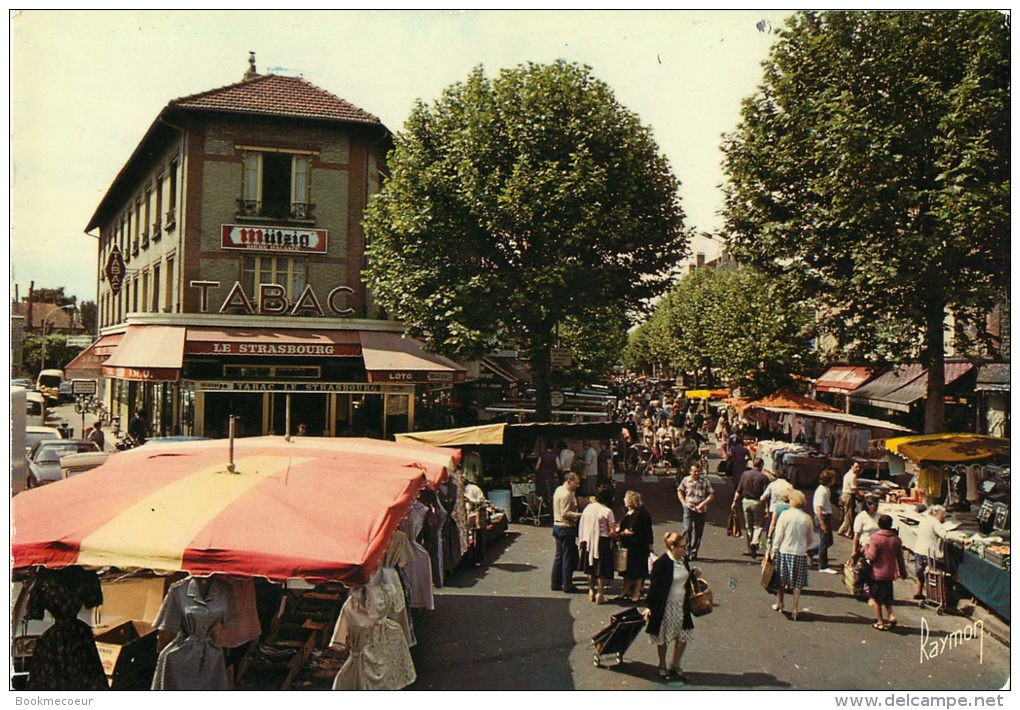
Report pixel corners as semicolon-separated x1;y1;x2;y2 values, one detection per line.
104;246;126;295
221;224;327;254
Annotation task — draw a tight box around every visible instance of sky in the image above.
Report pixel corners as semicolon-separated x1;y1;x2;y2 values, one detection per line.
9;9;794;305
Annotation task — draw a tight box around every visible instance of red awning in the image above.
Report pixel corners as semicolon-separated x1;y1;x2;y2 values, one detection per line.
360;331;466;384
813;366;875;394
185;327;361;357
64;334;123;380
102;326;185;382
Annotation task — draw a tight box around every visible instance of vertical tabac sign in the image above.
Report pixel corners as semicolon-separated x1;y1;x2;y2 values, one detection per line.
105;246;126;296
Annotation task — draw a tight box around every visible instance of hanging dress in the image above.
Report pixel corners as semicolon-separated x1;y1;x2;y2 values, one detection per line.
26;566;108;691
398;501;435;610
151;576;237;690
330;568;416;690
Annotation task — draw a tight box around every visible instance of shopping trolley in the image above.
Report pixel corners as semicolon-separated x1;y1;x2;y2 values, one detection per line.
519;491;550;526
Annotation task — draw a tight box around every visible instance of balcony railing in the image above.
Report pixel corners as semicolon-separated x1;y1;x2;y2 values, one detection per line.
152;224;162;242
165;209;177;232
236;199;315;222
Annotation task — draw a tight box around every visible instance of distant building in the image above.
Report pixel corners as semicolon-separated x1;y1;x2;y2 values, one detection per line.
76;54;464;439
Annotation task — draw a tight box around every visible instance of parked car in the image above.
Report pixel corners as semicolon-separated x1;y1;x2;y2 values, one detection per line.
36;369;64;403
25;425;62;455
26;392;46;427
26;439;100;489
60;451;112;479
11;377;34;390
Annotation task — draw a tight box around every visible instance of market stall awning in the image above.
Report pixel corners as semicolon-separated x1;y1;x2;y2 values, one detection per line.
884;433;1010;465
64;333;123;380
848;363;973;413
185;326;361;357
102;326;185;381
813;366;875;394
395;421;621;448
684;389;732;400
360;331;466;384
871;362;975;412
397;423;509;447
740;390;840;415
752;406;914;433
12;436;461;584
975;363;1010;393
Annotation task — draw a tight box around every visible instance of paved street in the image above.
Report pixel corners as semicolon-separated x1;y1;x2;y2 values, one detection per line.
409;466;1009;692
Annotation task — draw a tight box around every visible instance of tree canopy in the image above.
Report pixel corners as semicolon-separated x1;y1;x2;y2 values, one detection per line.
365;60;689;418
721;11;1010;431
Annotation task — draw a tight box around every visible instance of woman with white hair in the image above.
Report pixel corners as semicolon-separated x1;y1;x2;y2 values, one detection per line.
913;504;949;601
769;489;813;620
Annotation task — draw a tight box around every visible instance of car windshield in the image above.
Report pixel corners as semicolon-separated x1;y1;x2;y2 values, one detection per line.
38;375;62;388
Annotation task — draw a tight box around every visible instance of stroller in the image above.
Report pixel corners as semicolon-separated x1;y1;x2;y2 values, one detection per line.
629;444;655;476
518;490;550;526
591;607;647;668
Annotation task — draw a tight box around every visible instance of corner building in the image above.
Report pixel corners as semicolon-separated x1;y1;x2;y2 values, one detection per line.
78;58;464;439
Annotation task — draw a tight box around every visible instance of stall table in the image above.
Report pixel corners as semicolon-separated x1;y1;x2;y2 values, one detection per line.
947;544;1011;623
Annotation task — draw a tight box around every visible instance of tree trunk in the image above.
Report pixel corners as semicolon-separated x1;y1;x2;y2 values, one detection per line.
532;340;553;422
923;303;947;434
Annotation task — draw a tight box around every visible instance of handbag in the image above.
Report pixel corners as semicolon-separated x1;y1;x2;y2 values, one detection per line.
613;544;628;573
689;577;713;616
760;558;779;593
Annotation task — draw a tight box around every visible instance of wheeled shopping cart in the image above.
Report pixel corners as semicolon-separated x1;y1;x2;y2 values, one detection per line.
591;607;647;668
518;491;550;526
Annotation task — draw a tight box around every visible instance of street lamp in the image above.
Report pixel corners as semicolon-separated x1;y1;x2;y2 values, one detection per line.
40;304;77;372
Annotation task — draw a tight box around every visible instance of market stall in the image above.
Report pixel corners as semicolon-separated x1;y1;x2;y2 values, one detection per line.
881;434;1010;622
12;435;462;690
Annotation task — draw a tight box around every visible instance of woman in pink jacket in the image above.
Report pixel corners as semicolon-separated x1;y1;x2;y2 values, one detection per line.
865;514;908;631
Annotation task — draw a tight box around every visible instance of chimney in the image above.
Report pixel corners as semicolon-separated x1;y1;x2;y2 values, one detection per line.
244;51;259;80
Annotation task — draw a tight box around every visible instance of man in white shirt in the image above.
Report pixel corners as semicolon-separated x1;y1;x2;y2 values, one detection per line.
582;440;598;496
837;462;861;538
913;505;949;601
557;441;575;480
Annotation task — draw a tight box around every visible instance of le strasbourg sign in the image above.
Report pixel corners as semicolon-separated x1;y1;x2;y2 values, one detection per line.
221;224;327;254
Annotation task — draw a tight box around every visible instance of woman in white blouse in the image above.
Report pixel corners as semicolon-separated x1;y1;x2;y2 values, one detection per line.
769;489;814;621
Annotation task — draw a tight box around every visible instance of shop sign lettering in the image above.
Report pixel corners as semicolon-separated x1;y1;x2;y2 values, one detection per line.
221;224;327;254
189;280;355;317
183;380;414;395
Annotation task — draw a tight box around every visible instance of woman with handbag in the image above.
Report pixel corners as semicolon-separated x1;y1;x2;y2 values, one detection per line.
615;490;654;602
864;514;908;630
577;484;617;604
769;489;813;621
642;531;700;681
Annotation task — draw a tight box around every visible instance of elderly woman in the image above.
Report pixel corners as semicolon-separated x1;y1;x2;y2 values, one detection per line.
616;490;654;602
852;496;882;558
769;489;813;620
578;484;617;604
642;531;700;681
865;514;908;631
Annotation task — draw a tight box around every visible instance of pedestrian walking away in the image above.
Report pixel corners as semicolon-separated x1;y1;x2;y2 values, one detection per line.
578;484;617;604
732;458;769;557
676;463;714;560
769;489;813;620
865;514;909;631
551;473;583;594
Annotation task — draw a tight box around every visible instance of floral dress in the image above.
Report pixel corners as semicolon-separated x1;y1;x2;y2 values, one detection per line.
648;560;694;646
331;568;416;690
26;566;108;691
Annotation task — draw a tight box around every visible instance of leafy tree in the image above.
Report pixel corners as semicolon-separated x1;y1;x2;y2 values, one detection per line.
365;61;689;419
557;304;630;387
22;333;80;375
78;300;97;334
27;287;76;307
721;11;1009;432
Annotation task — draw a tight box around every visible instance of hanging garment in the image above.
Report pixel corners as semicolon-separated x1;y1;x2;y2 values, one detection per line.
152;576;237;690
210;576;261;649
916;466;946;500
398;501;435;610
330;568;416;691
26;566;108;691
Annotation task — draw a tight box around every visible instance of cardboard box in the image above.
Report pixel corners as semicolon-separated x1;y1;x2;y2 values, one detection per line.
95;577;166;628
94;620;158;689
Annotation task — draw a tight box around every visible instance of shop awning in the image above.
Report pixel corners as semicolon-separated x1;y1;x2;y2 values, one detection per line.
185;326;361;357
848;364;926;412
684;389;732;400
102;326;185;381
849;362;973;413
752;406;914;433
740;390;841;414
813;366;875;394
395;421;621;448
360;331;466;384
64;333;123;380
975;363;1010;393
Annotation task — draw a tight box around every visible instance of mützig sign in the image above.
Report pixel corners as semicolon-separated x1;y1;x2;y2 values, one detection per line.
189;280;355;317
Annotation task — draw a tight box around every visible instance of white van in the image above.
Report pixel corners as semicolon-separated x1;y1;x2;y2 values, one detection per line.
36;369;64;402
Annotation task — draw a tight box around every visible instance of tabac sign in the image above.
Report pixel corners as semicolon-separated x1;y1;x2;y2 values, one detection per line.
221;224;327;254
104;246;126;295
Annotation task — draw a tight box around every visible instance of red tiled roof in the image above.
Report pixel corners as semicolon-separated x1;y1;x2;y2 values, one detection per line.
169;74;381;125
12;302;77;329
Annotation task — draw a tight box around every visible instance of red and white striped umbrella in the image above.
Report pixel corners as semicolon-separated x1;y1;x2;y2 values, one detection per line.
12;436;461;585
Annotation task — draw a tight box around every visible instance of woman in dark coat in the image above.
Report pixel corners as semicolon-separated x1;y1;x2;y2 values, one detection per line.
26;566;108;690
642;532;699;681
616;490;654;602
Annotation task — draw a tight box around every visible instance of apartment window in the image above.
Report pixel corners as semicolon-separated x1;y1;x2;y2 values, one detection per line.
152;264;161;313
239;150;312;220
241;256;306;301
166;160;178;230
132;199;142;255
141;271;149;312
132;277;139;314
165;257;174;312
154;175;163;240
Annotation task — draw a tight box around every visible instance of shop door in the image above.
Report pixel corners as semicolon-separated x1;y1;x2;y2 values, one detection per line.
271;392;329;437
203;392;264;439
